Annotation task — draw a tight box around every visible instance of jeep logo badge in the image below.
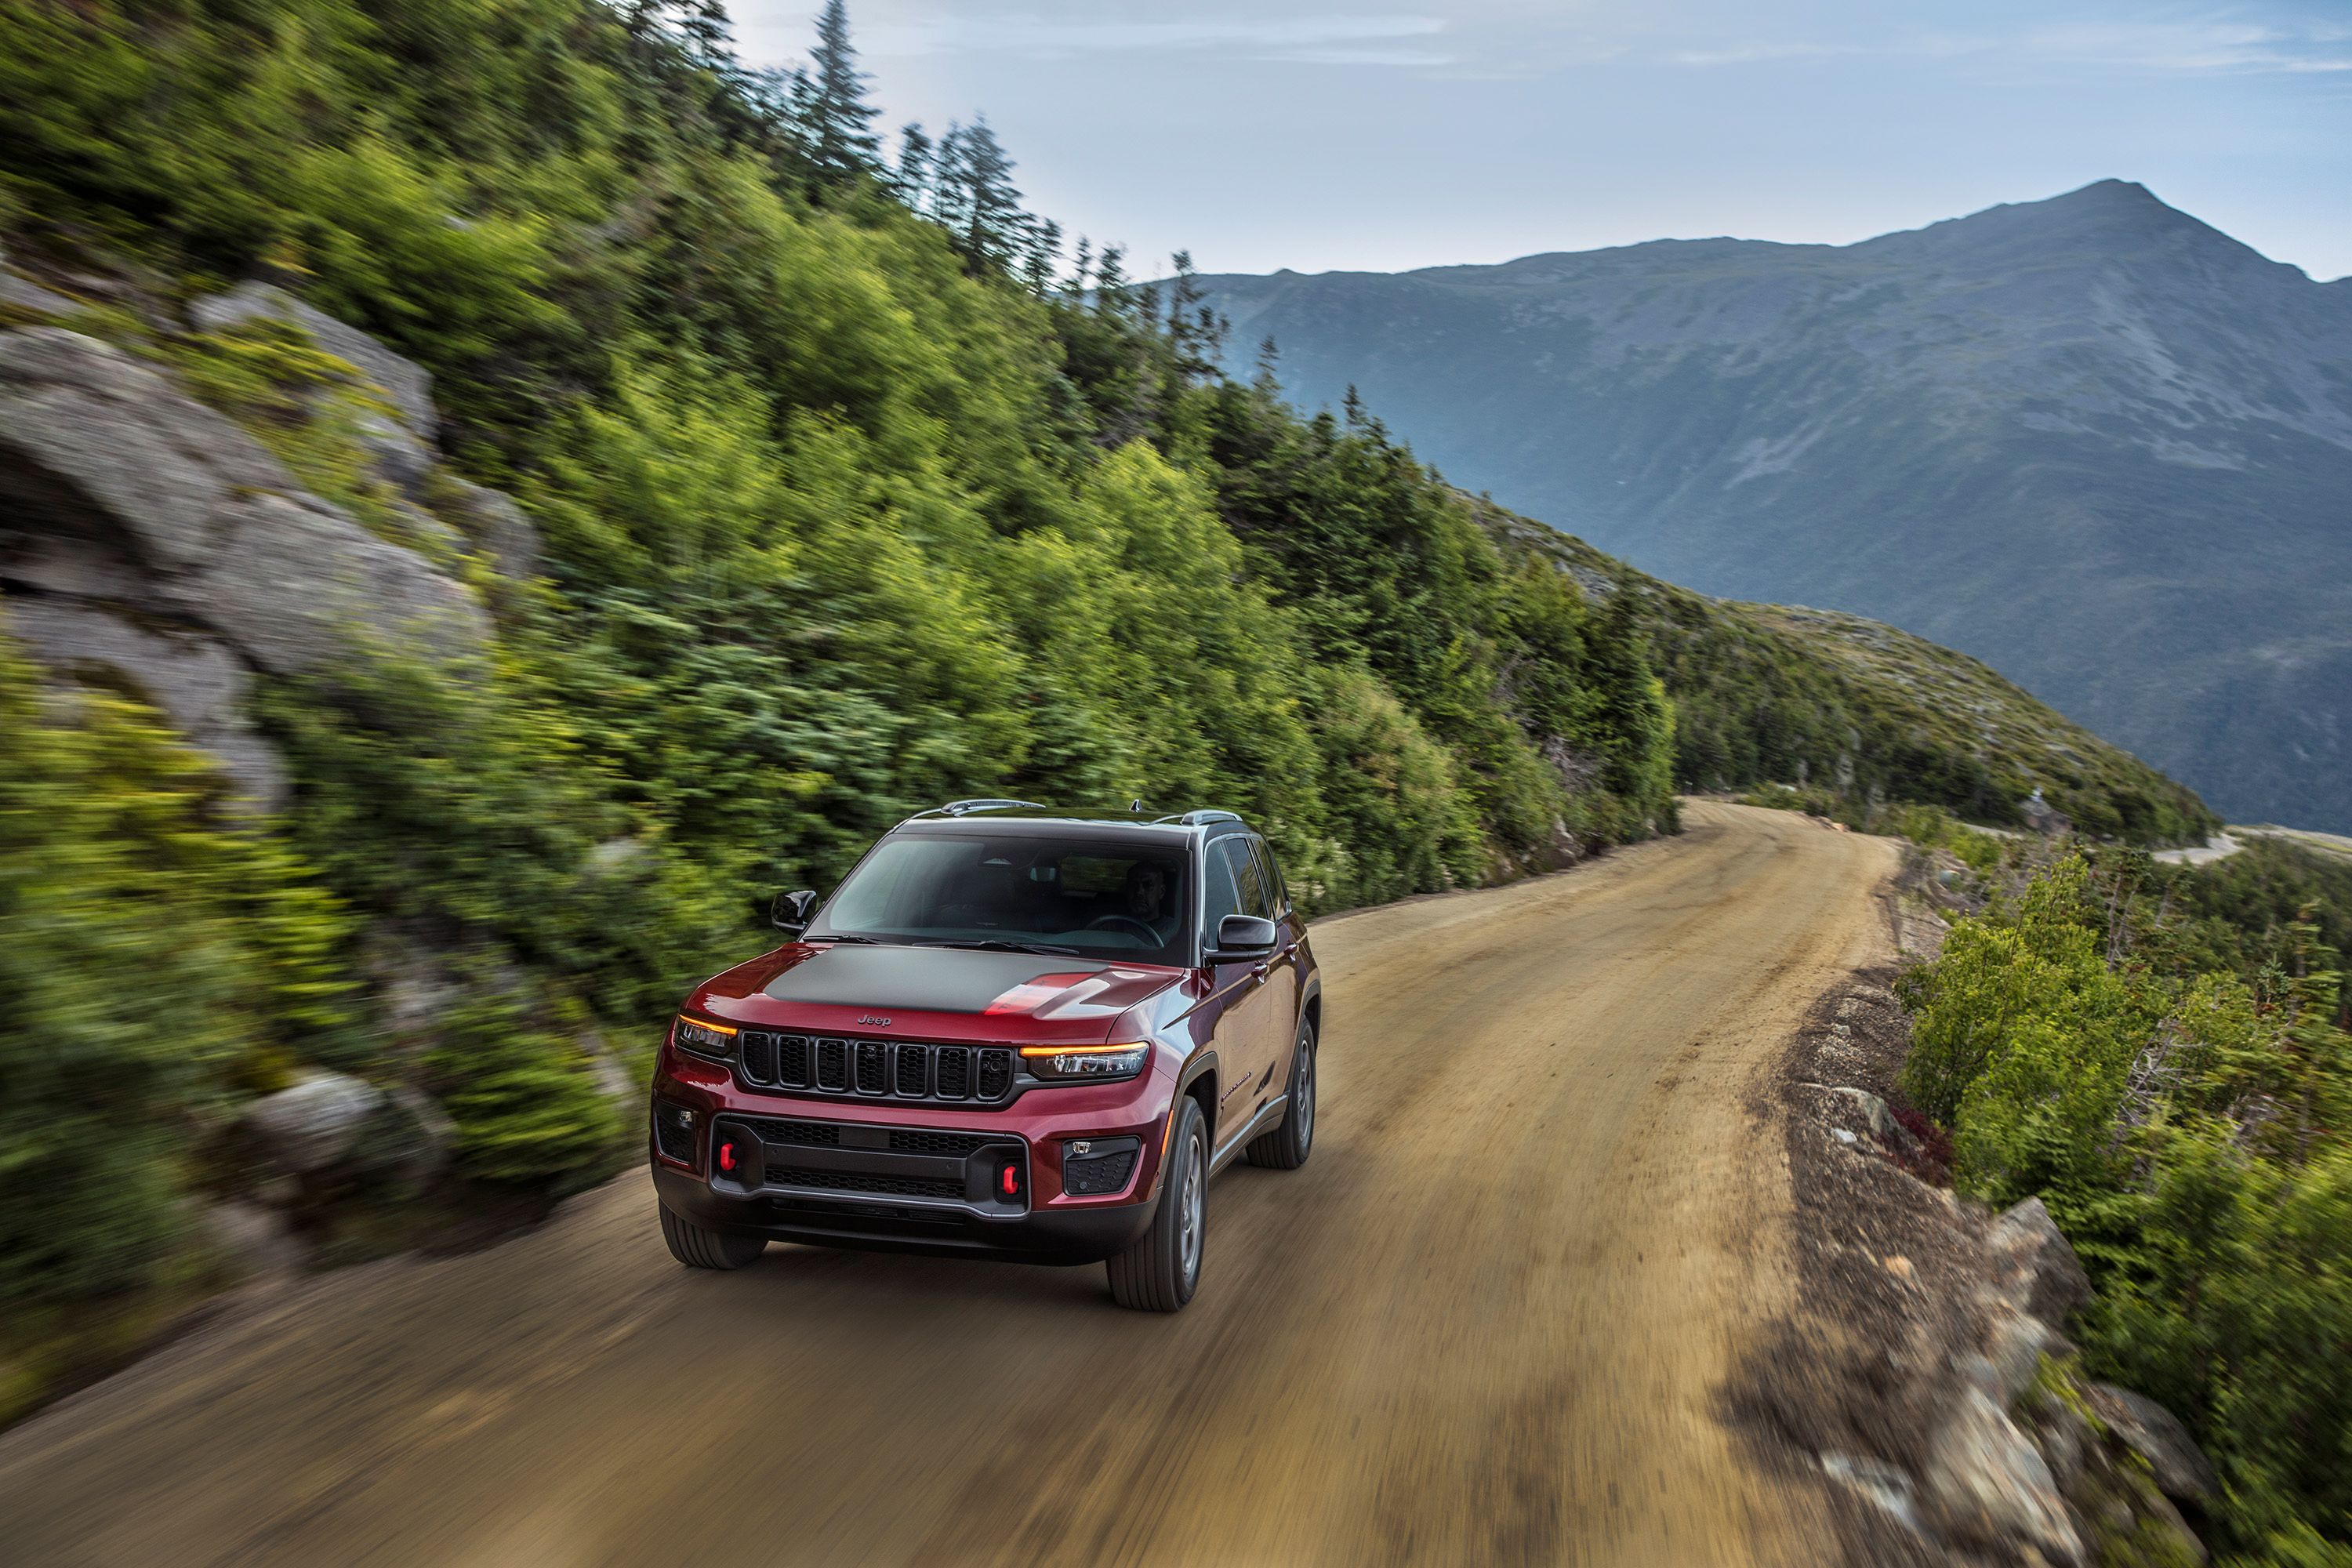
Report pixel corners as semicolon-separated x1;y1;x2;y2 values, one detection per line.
857;1014;891;1027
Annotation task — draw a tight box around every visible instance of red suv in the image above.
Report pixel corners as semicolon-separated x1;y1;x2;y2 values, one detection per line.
648;802;1321;1310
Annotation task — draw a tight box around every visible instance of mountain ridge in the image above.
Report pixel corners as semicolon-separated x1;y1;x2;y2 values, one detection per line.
1194;180;2352;830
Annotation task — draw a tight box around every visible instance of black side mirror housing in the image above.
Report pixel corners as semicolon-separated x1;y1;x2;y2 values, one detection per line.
1206;913;1278;962
771;889;818;932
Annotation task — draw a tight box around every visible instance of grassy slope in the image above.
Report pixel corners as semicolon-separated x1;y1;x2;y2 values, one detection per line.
1486;510;2216;844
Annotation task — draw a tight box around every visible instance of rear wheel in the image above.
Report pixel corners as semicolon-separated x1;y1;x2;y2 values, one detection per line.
1109;1098;1207;1311
1245;1016;1316;1170
659;1201;767;1270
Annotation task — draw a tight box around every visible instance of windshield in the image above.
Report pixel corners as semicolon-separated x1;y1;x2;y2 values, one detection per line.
810;833;1192;964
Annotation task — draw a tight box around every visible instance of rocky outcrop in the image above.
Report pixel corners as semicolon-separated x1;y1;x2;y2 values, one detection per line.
0;278;539;811
233;1069;453;1192
1751;975;2219;1567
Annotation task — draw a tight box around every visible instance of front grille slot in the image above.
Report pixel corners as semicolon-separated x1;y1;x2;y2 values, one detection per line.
855;1040;887;1094
935;1047;972;1100
769;1167;964;1200
978;1050;1013;1099
816;1038;850;1091
779;1034;810;1087
893;1045;928;1097
740;1033;776;1085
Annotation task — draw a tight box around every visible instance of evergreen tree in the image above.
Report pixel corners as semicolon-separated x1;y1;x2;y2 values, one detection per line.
893;122;934;205
1253;334;1282;397
1094;244;1130;317
1020;218;1062;296
804;0;881;185
949;115;1024;275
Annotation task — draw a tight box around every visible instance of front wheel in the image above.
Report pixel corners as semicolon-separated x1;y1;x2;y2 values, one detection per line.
1245;1016;1316;1170
659;1201;766;1270
1109;1098;1207;1311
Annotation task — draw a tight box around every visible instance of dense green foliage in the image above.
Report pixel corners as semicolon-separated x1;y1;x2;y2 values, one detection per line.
1900;841;2352;1563
0;0;1684;1357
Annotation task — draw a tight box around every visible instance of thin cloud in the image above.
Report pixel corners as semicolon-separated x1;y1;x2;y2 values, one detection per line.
2020;20;2352;74
1665;15;2352;76
860;14;1448;64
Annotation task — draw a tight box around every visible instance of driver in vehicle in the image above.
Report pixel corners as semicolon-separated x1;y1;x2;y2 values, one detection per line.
1120;859;1176;945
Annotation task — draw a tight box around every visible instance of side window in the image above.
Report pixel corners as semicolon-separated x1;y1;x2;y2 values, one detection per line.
1247;838;1286;917
1229;837;1271;920
1201;839;1248;936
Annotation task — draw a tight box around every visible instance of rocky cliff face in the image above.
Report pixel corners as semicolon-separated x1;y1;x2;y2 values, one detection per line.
0;279;532;811
1196;181;2352;832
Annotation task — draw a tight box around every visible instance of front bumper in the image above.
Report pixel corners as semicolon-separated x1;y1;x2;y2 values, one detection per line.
648;1042;1174;1265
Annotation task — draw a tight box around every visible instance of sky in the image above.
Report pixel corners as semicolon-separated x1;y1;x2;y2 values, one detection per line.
729;1;2352;281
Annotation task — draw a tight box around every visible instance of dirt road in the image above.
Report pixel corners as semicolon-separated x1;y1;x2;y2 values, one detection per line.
0;801;1896;1567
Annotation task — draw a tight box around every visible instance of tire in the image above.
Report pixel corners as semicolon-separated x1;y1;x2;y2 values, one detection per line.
659;1201;767;1270
1109;1097;1207;1311
1245;1016;1316;1171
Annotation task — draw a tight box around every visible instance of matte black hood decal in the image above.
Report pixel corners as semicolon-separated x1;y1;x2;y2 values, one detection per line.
761;944;1105;1015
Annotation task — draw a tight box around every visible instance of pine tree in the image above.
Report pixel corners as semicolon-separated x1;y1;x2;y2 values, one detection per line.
1253;334;1282;397
1020;218;1062;296
1167;250;1211;379
804;0;881;185
1094;244;1129;317
1065;237;1094;299
950;116;1024;275
893;122;934;206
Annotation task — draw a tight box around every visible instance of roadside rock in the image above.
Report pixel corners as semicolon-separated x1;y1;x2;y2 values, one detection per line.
440;477;541;582
1984;1198;2093;1327
0;325;488;807
190;281;437;440
2088;1384;2220;1508
1;270;82;316
197;1198;301;1279
238;1072;388;1175
1923;1386;2084;1565
1;595;287;808
386;1087;459;1184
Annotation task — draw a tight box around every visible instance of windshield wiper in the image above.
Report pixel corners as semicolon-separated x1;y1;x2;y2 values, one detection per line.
809;933;888;945
913;938;1083;956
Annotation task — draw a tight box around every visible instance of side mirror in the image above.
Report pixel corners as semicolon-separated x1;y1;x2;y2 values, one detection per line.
771;889;818;932
1207;913;1278;963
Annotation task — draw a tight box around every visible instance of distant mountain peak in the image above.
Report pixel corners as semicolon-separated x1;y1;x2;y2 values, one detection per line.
1864;179;2259;269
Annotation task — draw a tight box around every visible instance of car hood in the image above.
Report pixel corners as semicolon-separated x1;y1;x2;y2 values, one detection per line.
690;942;1188;1042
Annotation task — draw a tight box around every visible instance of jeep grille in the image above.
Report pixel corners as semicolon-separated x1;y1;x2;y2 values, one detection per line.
736;1033;1019;1107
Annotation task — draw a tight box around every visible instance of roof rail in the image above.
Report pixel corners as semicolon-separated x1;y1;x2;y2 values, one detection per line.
915;797;1049;819
1149;809;1243;826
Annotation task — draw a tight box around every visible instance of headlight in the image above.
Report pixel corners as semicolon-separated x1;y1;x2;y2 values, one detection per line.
673;1014;739;1059
1020;1042;1150;1081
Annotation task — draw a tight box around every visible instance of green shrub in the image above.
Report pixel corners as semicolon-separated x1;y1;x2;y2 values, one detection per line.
1904;849;2352;1558
0;631;355;1304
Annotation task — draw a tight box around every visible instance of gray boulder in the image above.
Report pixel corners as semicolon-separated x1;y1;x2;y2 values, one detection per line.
189;281;436;440
238;1072;387;1174
1984;1197;2094;1327
1;597;286;810
0;326;486;677
2089;1384;2220;1508
1924;1386;2085;1565
440;477;541;582
1;270;82;317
